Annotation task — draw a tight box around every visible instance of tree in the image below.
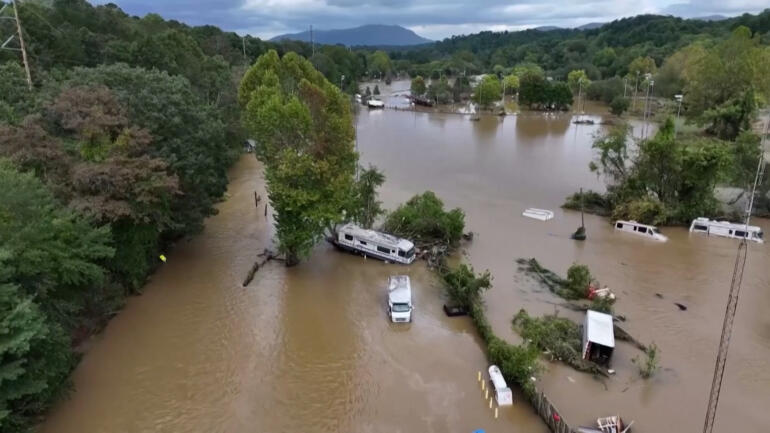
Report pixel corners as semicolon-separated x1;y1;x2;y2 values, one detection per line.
368;50;392;77
0;255;73;432
0;161;114;326
240;50;357;265
567;69;590;94
373;84;380;95
685;26;770;137
609;96;630;115
427;76;452;104
365;86;372;97
442;264;492;309
410;75;427;96
349;165;386;229
382;191;465;247
473;75;502;109
626;56;657;78
502;74;519;95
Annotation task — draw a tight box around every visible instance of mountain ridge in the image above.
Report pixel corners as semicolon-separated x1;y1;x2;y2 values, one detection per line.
270;24;432;46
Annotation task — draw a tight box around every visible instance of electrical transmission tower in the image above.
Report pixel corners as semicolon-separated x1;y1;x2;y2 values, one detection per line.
0;0;32;90
702;120;768;433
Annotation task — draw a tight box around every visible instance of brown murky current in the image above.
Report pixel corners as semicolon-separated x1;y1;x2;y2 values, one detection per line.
42;87;770;433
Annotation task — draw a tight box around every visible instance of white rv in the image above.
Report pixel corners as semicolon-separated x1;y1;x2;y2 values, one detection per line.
334;223;416;264
387;275;412;323
689;217;764;244
488;365;513;406
613;220;667;242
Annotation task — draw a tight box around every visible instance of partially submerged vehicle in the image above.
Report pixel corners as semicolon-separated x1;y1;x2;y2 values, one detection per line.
613;220;667;242
334;223;415;264
577;416;633;433
487;365;513;406
522;208;554;221
582;310;615;365
689;217;764;244
367;99;385;108
387;275;412;323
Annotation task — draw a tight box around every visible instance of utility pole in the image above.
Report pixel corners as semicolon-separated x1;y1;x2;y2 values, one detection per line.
702;120;767;433
1;0;32;90
310;24;314;57
242;35;246;64
674;94;683;138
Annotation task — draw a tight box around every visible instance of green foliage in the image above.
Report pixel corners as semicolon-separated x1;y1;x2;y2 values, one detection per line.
368;50;392;77
0;258;73;432
611;197;668;226
502;74;520;94
486;334;541;398
410;75;427;96
731;132;763;187
348;165;386;229
373;85;380;95
635;343;660;378
586;77;625;104
0;161;114;326
513;309;582;364
685;27;770;137
240;50;357;265
565;264;592;299
519;72;573;110
473;75;502;108
590;295;615;315
567;69;591;94
0;62;37;124
562;189;612;216
426;76;452;104
441;264;492;309
382;191;465;248
609;96;630;115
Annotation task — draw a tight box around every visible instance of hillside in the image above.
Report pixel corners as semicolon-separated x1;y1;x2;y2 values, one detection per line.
271;24;432;46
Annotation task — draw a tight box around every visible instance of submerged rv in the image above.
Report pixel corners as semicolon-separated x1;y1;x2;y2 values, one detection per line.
334;223;416;264
613;220;667;242
689;217;764;244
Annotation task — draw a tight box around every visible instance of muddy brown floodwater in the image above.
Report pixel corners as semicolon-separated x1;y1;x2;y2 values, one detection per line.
42;104;769;433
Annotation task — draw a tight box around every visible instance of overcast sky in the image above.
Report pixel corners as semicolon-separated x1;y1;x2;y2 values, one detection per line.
96;0;769;40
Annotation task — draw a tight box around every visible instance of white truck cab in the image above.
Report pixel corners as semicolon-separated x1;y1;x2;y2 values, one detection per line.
387;275;412;323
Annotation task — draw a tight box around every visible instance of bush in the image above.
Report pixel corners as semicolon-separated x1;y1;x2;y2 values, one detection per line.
611;197;667;226
565;264;592;299
586;77;624;104
590;295;615;314
442;264;492;309
635;343;660;378
513;309;582;363
562;189;612;216
610;96;630;116
382;191;465;247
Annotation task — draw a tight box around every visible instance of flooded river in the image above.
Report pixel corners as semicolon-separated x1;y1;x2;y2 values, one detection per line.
42;102;769;433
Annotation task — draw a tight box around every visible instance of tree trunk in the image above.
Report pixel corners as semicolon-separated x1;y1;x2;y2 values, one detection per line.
284;251;300;267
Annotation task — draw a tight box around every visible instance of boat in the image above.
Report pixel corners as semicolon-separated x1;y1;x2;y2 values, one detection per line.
613;220;667;242
367;99;384;108
333;223;415;264
689;217;764;244
522;208;554;221
487;365;513;406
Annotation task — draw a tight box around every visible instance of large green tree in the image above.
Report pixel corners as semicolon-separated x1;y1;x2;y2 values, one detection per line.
473;75;502;109
240;50;357;265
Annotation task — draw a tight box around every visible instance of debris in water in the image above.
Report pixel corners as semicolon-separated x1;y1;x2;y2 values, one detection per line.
567;376;576;383
674;302;687;311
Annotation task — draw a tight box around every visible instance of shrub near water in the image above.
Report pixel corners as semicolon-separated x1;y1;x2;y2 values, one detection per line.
382;191;465;248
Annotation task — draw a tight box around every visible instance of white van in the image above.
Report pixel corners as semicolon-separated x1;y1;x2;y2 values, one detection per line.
387;275;412;323
689;217;764;244
614;220;667;242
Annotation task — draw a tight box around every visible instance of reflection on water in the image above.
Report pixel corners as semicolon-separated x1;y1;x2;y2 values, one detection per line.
41;105;769;433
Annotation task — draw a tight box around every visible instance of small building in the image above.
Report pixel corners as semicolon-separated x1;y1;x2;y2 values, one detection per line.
582;310;615;365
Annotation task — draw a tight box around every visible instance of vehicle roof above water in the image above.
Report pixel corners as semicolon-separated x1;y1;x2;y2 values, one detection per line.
388;275;411;303
339;223;414;250
615;220;659;229
585;310;615;348
691;217;762;232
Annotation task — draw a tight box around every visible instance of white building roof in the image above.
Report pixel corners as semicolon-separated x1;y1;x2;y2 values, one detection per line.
339;223;414;250
585;310;615;348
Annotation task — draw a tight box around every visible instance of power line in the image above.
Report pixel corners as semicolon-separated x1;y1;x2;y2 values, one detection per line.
702;119;767;433
0;0;32;89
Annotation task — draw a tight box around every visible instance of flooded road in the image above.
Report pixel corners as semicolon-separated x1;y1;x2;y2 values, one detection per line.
41;103;769;433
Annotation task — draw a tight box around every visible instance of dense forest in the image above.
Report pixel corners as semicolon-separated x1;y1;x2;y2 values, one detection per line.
1;1;770;431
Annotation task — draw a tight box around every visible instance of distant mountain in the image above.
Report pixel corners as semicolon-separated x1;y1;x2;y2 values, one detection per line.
533;25;562;31
577;22;605;30
270;24;431;46
693;15;728;21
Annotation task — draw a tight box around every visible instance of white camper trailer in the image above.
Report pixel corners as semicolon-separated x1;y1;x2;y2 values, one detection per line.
689;217;764;244
334;223;416;264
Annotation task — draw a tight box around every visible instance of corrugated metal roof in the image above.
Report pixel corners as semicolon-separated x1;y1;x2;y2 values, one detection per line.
585;310;615;348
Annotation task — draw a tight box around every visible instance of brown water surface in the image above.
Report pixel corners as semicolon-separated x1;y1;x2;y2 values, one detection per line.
41;105;769;433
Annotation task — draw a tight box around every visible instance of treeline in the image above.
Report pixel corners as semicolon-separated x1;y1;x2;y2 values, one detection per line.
384;12;770;81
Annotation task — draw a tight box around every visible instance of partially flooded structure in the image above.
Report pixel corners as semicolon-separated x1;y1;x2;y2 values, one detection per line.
582;310;615;365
